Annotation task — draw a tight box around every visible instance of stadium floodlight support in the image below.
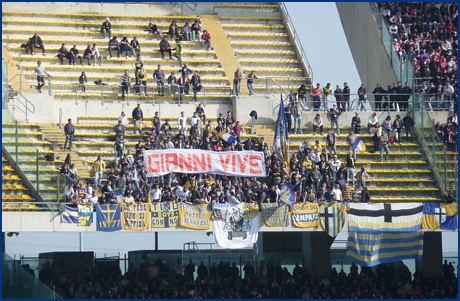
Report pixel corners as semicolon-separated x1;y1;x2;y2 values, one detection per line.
278;2;314;83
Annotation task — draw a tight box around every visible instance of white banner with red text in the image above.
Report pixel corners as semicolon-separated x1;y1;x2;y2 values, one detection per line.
143;149;266;177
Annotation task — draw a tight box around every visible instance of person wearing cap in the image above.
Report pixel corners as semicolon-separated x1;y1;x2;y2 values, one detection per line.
172;38;183;66
351;112;361;134
201;29;213;51
357;84;367;112
101;17;112;39
183;21;192;41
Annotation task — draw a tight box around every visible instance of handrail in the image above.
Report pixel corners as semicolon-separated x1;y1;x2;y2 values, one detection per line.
181;2;198;14
279;2;314;82
58;108;63;130
12;91;35;123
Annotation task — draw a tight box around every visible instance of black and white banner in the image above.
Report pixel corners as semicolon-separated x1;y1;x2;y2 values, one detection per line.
212;203;260;249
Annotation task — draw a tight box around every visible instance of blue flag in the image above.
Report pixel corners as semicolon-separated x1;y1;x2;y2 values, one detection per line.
273;97;289;171
78;204;93;227
352;137;366;152
279;182;295;207
96;204;122;231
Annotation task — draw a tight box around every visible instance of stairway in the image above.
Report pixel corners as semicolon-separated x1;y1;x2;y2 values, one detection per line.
39;123;91;180
254;124;275;147
199;15;248;95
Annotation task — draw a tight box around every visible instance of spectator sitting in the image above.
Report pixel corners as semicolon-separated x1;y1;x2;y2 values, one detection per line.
21;38;32;54
56;43;70;65
159;37;173;59
108;36;120;59
169;21;180;40
312;113;323;136
78;72;87;93
191;19;201;41
145;22;162;40
195;103;206;123
367;112;378;133
351;112;361;134
83;45;95;66
101;17;112;39
119;36;135;58
130;36;141;56
91;43;103;66
69;45;83;66
29;32;46;56
201;29;213;51
183;21;192;41
167;71;177;95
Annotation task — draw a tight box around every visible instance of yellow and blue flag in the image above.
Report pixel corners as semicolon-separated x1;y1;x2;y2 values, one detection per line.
96;204;122;231
352;137;366;153
77;204;93;226
422;203;458;230
279;182;295;207
218;131;236;144
61;204;78;223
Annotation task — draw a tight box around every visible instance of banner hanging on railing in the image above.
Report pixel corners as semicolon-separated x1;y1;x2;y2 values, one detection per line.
261;203;290;227
122;204;150;231
78;204;93;227
143;149;266;177
96;204;122;232
178;203;212;230
151;202;179;228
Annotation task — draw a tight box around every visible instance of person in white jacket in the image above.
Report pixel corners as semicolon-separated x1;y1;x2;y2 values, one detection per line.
331;155;341;182
91;43;103;66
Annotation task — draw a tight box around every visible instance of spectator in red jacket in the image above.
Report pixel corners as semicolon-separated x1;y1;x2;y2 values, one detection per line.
201;30;213;51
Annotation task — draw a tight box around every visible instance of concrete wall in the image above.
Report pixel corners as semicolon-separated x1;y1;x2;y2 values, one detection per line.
235;95;278;125
336;3;398;90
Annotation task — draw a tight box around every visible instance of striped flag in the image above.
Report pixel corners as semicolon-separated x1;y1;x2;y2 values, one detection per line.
422;203;458;230
218;131;236;144
352;137;366;152
318;203;346;237
61;204;78;223
273;97;290;172
347;203;424;267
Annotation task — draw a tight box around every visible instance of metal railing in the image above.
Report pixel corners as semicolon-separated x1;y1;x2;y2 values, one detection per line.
11;91;35;123
279;2;314;82
7;73;53;95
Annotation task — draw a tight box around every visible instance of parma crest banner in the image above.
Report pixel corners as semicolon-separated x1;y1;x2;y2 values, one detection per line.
292;203;319;228
261;203;289;227
422;203;458;230
151;202;179;228
212;203;260;248
122;203;150;231
318;203;346;237
178;203;212;230
61;204;78;223
279;182;295;207
96;204;122;232
77;204;93;227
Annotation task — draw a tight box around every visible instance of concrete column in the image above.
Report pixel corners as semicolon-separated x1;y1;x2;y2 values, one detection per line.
311;232;334;277
301;232;313;272
422;232;443;278
256;231;264;261
2;232;5;253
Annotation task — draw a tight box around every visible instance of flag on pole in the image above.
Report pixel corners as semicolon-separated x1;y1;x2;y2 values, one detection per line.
218;131;236;144
273;96;290;171
352;137;366;153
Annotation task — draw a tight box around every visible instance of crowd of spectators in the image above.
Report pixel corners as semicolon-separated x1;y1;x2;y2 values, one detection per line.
434;111;458;151
379;2;458;110
39;257;458;299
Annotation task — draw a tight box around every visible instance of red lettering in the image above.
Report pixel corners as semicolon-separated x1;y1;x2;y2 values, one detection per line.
218;154;231;172
165;153;178;172
179;153;193;172
207;154;212;171
249;155;263;175
237;154;249;173
192;154;207;172
147;154;160;173
232;154;236;173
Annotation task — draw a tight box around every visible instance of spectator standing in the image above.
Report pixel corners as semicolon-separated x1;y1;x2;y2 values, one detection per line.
402;111;415;142
330;155;340;182
372;83;386;111
101;17;112;39
379;130;390;162
201;29;213;50
297;84;307;103
322;83;332;112
33;60;50;93
132;103;144;134
355;167;369;189
108;36;120;59
346;130;357;161
120;70;131;101
383;115;393;141
393;115;403;144
78;71;87;92
312;113;323;136
159;37;173;59
114;134;125;168
118;111;128;127
135;64;148;96
177;74;190;104
233;68;242;96
93;155;106;188
444;83;455;110
311;83;322;111
326;129;337;157
29;33;46;55
357;84;367;111
342;82;351;111
329;104;340;134
334;84;344;111
63;118;75;151
153;65;166;96
293;102;303;134
285;103;292;133
132;53;143;85
247;71;258;96
191;71;202;102
172;39;182;66
346;152;355;187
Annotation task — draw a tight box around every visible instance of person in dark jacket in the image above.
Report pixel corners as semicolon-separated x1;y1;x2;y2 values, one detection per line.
145;22;162;40
101;17;112;39
29;33;46;55
159;37;173;59
402;111;415;142
132;103;144;135
63;118;75;151
372;83;386;111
